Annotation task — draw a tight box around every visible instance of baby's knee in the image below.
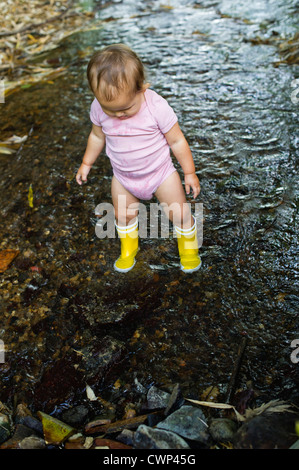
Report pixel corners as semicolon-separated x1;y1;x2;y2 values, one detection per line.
114;207;138;226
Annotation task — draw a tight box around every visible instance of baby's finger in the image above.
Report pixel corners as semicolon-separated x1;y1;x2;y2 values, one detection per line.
192;185;200;199
185;183;190;195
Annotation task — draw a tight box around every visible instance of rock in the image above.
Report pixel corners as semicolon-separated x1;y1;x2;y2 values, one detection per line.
157;405;209;444
0;402;13;444
21;416;44;435
0;417;12;444
19;436;46;449
116;429;135;446
147;386;170;410
0;424;36;449
61;404;89;427
65;435;95;449
209;418;238;443
80;335;126;384
134;424;190;449
14;403;32;422
233;412;299;449
164;383;185;416
33;356;85;412
37;411;76;445
14;403;43;435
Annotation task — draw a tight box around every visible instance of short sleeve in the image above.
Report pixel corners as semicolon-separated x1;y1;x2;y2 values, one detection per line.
90;98;103;127
147;90;178;134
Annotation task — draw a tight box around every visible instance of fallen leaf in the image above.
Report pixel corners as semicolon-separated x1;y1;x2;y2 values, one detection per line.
0;249;20;273
86;384;97;401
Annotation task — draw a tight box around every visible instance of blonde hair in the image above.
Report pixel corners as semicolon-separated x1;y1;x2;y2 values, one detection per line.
87;44;145;101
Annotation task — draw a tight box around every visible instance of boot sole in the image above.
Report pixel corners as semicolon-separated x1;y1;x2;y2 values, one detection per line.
113;259;136;273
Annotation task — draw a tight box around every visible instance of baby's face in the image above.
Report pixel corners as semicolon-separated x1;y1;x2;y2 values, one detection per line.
96;88;145;120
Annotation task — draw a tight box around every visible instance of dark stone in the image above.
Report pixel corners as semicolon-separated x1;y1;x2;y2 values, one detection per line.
0;424;37;449
61;405;90;427
146;386;170;410
233;412;299;449
209;418;238;442
33;355;84;413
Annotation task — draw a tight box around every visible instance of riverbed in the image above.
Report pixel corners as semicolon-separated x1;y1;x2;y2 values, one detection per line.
0;0;298;417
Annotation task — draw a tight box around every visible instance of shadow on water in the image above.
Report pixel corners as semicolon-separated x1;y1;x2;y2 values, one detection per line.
0;0;298;415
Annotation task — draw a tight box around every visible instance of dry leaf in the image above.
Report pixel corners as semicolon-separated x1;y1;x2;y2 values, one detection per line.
86;384;97;401
0;249;20;273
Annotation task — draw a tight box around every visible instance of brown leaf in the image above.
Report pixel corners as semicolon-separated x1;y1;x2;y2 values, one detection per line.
0;249;20;273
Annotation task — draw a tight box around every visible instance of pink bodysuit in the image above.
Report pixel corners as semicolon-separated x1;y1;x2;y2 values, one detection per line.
90;89;178;200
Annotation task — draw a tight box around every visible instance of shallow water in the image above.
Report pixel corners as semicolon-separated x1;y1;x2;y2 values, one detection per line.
0;0;298;414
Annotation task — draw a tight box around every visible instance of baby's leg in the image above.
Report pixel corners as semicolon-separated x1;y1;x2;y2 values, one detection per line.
154;171;193;229
112;176;140;226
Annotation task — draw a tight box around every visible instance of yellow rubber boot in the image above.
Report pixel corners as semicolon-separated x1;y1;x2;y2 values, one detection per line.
175;216;201;273
114;218;138;272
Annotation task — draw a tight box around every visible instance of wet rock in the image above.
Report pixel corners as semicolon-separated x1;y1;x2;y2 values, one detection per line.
233;412;299;449
37;411;76;446
164;383;185;416
157;405;210;444
14;403;43;435
146;385;171;410
19;436;46;449
0;424;36;449
0;402;13;444
81;335;126;385
134;424;190;449
61;404;90;428
65;435;93;449
116;429;135;446
209;418;238;443
33;355;85;412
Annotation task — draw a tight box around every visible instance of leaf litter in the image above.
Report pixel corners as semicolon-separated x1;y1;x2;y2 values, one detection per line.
0;0;102;95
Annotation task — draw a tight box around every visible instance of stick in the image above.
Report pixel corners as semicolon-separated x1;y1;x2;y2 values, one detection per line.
225;336;247;404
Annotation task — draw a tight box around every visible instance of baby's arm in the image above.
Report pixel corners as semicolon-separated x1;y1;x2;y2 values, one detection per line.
165;122;200;199
76;124;105;185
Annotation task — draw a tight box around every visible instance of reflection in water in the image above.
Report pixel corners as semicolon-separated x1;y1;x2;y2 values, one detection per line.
0;0;298;411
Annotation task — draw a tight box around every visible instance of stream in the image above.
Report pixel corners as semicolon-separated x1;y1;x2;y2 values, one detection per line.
0;0;298;417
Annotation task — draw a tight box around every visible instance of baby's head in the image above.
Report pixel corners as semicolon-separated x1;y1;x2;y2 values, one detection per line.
87;44;146;102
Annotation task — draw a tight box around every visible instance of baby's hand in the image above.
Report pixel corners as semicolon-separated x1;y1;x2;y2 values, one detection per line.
76;163;92;185
185;172;200;199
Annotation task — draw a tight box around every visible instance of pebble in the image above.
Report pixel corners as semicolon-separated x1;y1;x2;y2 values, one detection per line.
134;424;190;449
209;418;238;442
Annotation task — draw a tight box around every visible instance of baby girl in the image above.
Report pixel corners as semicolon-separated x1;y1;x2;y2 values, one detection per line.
76;44;201;273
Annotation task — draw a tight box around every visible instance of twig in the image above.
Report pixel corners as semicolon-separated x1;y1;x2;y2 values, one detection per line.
0;9;81;38
225;335;248;404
